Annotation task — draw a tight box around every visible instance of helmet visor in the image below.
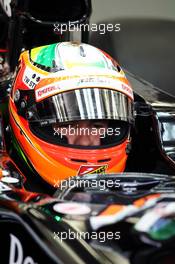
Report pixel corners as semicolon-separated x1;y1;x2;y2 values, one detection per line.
28;88;133;126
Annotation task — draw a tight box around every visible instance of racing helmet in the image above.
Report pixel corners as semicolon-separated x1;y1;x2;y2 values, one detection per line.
9;42;134;187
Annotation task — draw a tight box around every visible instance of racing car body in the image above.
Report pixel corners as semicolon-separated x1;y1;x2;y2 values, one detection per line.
1;171;175;264
0;68;175;263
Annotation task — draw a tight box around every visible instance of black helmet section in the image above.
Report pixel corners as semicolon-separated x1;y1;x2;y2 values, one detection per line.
0;8;10;87
7;0;92;71
0;6;9;49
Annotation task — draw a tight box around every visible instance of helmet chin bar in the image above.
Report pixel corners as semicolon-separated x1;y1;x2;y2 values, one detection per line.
6;0;92;71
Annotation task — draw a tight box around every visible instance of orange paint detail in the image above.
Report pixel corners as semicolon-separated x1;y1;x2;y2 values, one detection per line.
100;205;125;216
134;194;161;207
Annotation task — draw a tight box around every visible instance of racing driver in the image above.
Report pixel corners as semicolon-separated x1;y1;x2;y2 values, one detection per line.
8;41;134;189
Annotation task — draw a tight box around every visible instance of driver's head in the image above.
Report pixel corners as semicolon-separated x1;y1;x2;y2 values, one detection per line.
9;42;134;188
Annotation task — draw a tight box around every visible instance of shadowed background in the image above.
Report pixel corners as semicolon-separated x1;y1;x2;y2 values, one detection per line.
90;0;175;96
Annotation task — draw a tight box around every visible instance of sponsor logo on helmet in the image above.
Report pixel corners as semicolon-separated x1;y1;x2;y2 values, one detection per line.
77;76;111;85
36;85;59;98
35;76;133;102
77;165;108;176
23;67;44;89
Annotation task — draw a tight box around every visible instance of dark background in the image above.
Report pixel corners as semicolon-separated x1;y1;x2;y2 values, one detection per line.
90;0;175;96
